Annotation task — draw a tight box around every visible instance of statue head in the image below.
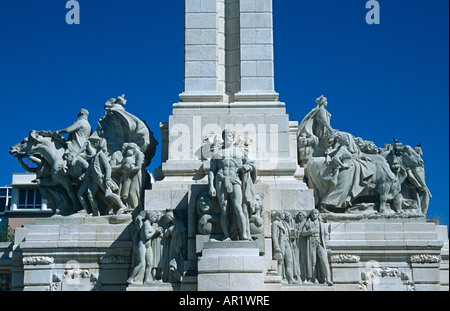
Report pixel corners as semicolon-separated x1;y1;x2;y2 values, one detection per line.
222;129;236;148
196;191;212;215
122;142;139;157
63;150;74;162
116;94;127;106
163;210;175;224
284;211;292;222
78;108;89;119
316;95;328;107
296;211;307;223
276;210;285;221
254;193;265;214
309;209;320;221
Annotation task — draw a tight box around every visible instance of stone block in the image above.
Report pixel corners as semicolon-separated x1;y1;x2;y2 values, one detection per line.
230;273;265;291
185;13;217;29
198;273;231;291
412;266;440;284
331;266;362;283
241;45;273;61
413;284;441;291
23;269;52;286
198;256;219;273
99;268;129;285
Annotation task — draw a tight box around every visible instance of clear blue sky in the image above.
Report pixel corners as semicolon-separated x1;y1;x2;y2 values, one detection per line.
0;1;448;226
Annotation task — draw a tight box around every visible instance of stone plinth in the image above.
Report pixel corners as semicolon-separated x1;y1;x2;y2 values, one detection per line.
327;219;448;291
11;215;133;291
197;241;264;291
0;242;13;291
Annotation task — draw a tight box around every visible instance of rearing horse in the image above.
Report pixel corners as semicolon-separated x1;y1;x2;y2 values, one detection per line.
9;130;80;214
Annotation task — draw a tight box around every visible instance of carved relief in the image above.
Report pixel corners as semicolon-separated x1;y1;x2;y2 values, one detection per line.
359;267;415;291
410;254;442;264
23;256;54;266
330;254;361;264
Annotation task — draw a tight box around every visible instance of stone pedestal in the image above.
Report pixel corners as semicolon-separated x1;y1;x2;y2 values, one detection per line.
197;241;264;291
0;242;12;291
326;219;449;291
11;215;133;291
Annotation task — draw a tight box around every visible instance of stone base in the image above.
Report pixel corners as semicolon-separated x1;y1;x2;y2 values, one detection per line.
126;282;197;291
11;214;133;291
197;241;265;291
4;210;448;291
327;219;449;291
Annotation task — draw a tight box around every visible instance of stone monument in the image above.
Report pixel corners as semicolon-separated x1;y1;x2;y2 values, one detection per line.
3;0;448;292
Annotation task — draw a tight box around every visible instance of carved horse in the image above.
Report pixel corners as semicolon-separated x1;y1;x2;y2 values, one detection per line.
9;131;80;215
385;144;428;214
305;144;424;214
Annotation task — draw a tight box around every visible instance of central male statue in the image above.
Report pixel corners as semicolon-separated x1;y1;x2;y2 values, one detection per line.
209;130;257;241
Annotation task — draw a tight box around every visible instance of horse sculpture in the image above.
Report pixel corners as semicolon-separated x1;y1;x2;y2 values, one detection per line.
9;131;79;215
298;96;430;217
9;95;158;217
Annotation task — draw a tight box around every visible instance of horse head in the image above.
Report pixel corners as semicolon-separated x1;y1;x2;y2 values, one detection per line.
399;145;424;170
9;132;40;157
10;131;67;166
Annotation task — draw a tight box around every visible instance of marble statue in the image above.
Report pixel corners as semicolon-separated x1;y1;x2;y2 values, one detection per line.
9;95;158;217
161;210;187;283
55;108;92;155
298;96;429;216
294;211;308;283
128;210;162;285
196;191;215;235
301;209;333;286
249;193;265;235
272;210;297;284
208;130;258;241
78;138;128;216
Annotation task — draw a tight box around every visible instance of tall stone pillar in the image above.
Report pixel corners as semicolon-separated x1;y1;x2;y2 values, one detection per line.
148;0;314;290
180;0;278;103
235;0;278;102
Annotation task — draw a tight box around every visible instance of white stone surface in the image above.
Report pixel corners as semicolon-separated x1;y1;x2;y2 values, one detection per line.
197;242;265;291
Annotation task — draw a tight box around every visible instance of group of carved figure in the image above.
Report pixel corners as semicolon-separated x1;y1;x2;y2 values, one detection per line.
271;209;333;286
9;93;433;286
298;95;431;216
127;209;187;285
9;95;157;217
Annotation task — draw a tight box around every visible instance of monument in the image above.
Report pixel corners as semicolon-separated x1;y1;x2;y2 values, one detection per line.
2;0;448;292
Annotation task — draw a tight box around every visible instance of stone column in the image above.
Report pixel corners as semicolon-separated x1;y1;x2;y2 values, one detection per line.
235;0;278;102
180;0;224;103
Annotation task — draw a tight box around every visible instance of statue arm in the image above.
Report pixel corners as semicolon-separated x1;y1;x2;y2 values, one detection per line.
99;153;112;180
209;159;217;197
272;222;281;252
56;121;82;135
240;150;254;172
77;157;89;170
129;151;145;174
301;221;315;237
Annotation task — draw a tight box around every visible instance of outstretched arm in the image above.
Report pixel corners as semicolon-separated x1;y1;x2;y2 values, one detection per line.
56;121;82;135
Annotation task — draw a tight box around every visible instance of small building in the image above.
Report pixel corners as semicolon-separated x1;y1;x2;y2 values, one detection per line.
1;174;53;230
